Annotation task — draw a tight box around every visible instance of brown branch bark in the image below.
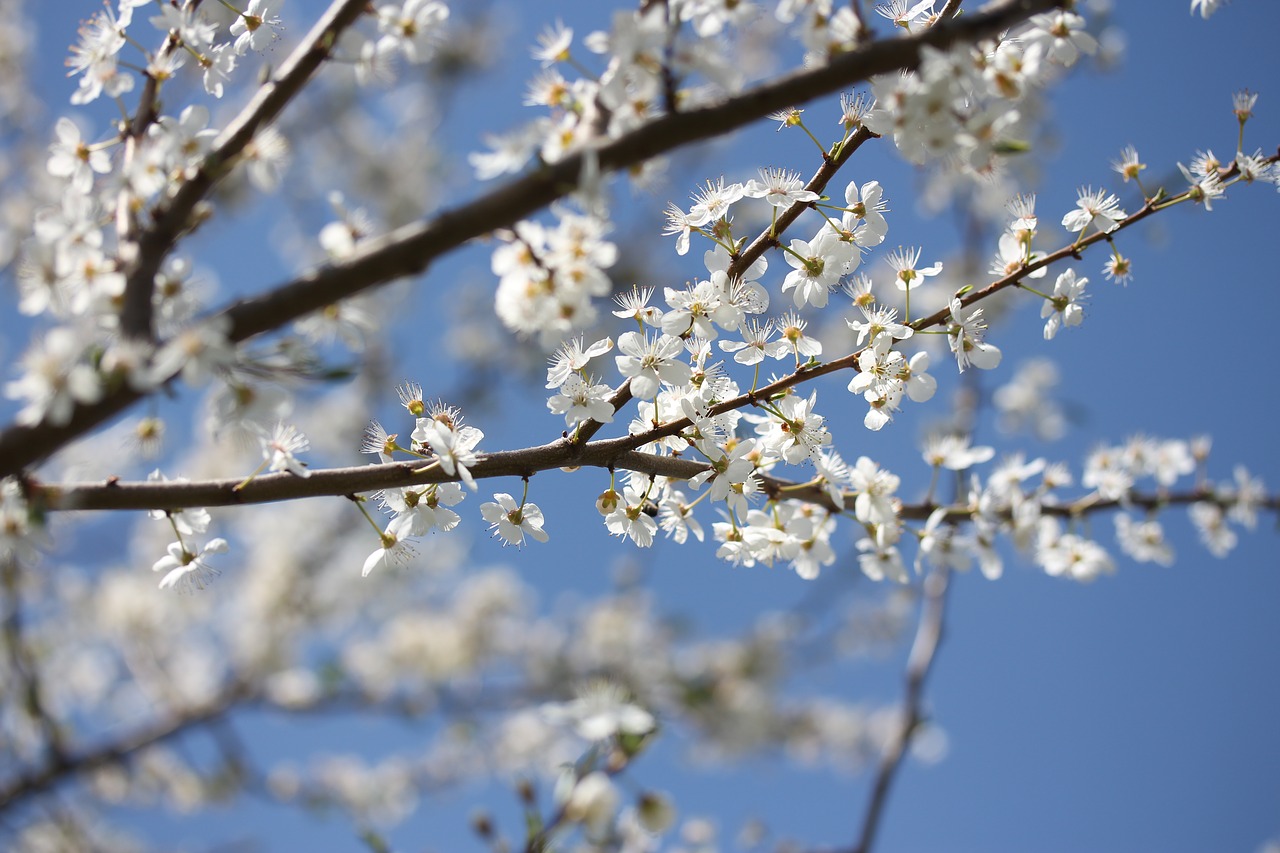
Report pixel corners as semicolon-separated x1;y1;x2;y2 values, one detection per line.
36;447;1280;524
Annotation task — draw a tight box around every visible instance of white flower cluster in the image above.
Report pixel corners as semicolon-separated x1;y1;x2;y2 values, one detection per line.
67;1;286;107
143;416;315;592
547;335;617;429
8;1;1274;598
909;436;1265;584
469;7;746;181
10;4;267;423
864;10;1096;172
363;391;508;571
8;0;462;433
145;470;224;593
493;209;619;348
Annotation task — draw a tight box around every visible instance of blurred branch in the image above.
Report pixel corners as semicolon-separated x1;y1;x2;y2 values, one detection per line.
1;561;68;769
115;19;183;337
0;680;253;811
847;567;949;853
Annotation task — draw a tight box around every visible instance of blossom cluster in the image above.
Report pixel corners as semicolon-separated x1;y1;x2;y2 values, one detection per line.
354;349;1267;589
4;1;1275;605
0;2;1278;850
40;1;1280;589
493;209;619;348
0;0;1275;591
864;9;1096;172
469;7;743;182
360;391;487;574
9;0;455;432
361;28;1275;584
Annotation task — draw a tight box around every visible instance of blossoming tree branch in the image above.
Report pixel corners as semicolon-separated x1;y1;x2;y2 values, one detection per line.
0;0;1276;848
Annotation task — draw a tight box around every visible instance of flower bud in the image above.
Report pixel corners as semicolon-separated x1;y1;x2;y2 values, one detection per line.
596;488;619;516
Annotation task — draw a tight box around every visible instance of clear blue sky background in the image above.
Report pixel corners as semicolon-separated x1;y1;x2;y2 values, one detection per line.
9;1;1280;851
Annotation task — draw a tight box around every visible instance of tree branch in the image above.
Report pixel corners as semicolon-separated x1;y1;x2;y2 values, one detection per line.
35;447;1280;525
23;147;1280;523
0;0;1067;479
119;0;372;340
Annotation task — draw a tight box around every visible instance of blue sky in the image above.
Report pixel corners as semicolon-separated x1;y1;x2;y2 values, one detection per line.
8;1;1280;851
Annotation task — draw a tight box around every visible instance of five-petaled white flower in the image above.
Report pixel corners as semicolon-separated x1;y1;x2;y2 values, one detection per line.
5;327;103;427
848;303;914;351
377;0;449;64
835;179;889;247
604;484;658;547
230;0;284;55
46;118;111;193
884;245;942;292
1062;186;1127;235
757;393;830;464
480;493;550;546
362;528;418;577
385;483;464;537
848;456;900;527
687;177;745;224
615;331;691;399
782;232;859;309
413;419;484;490
1041;268;1088;340
548;376;615;427
743;167;820;208
531;19;572;66
546;335;614;388
719;319;785;365
542;681;655;741
154;537;228;592
257;422;311;477
947;298;1002;372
